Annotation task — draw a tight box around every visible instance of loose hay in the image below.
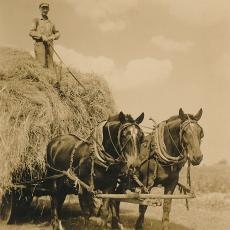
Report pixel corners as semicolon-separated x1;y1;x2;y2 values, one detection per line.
0;47;116;189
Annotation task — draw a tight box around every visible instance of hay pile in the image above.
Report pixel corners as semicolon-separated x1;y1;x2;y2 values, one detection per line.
0;47;116;189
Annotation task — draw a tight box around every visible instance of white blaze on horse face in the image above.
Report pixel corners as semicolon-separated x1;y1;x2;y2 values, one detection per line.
131;126;139;156
125;125;140;168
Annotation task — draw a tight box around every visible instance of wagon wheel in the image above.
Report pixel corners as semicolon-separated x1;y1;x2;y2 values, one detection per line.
17;190;33;211
0;189;33;224
0;190;17;224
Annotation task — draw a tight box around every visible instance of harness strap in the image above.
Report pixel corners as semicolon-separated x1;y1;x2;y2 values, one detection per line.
107;123;126;161
187;159;191;188
14;173;65;186
69;141;84;169
166;125;183;157
146;138;152;188
46;163;94;193
186;159;191;210
156;122;183;163
132;175;149;193
90;155;95;190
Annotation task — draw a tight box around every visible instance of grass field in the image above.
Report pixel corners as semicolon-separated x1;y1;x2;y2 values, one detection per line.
0;164;229;230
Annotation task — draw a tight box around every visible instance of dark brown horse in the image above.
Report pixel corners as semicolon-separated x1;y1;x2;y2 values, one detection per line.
45;111;144;230
113;108;204;230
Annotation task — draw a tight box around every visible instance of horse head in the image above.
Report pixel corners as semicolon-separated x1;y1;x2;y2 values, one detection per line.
118;112;145;169
103;111;144;171
179;108;204;166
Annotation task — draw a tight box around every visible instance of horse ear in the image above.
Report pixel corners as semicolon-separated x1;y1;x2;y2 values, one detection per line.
194;108;203;121
119;111;126;123
135;112;144;124
179;108;186;121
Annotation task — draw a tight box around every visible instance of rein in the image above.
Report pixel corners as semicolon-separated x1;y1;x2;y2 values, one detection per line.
107;122;126;161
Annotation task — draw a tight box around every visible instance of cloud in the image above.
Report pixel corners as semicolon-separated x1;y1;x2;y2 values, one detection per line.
53;46;172;92
55;45;115;75
66;0;140;31
110;57;173;90
151;0;230;26
151;35;194;52
66;0;230;30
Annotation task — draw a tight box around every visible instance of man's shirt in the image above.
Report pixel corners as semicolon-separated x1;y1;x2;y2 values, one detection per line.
29;17;60;41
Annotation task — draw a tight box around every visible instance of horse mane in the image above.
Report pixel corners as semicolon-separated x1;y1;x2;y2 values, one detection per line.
166;114;195;123
108;113;135;123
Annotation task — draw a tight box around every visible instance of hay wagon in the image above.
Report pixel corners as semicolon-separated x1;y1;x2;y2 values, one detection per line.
0;47;118;224
0;168;195;225
0;175;59;224
0;165;96;224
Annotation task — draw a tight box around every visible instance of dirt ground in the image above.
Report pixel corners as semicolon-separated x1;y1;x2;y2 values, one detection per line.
0;193;229;230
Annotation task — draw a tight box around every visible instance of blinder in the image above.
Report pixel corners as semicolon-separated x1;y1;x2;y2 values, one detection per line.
107;121;143;161
118;123;142;152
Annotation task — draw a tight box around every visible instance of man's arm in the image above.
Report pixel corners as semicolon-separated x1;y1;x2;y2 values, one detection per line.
48;24;60;41
29;18;41;40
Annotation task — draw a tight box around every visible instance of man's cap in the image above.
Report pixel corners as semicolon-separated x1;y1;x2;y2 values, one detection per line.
39;2;49;8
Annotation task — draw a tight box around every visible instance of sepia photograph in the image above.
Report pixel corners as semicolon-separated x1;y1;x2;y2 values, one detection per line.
0;0;230;229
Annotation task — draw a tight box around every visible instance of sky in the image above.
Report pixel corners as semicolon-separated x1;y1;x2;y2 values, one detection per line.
0;0;230;164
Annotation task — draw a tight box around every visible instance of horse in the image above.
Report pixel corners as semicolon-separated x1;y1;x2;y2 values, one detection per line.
45;111;145;230
113;108;204;230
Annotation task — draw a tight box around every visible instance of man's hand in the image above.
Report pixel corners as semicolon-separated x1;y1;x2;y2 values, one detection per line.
42;35;48;42
48;35;55;42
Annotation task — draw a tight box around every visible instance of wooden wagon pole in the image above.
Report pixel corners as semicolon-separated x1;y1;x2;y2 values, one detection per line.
96;193;196;200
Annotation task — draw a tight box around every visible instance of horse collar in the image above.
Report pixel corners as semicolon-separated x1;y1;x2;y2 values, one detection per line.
154;121;186;165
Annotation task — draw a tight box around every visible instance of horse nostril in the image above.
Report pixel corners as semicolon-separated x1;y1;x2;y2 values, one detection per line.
194;154;203;163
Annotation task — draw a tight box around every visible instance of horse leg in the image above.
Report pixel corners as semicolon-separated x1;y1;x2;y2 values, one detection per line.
50;181;64;230
162;182;178;230
98;197;111;229
110;200;123;230
135;205;148;230
78;192;91;226
56;193;66;220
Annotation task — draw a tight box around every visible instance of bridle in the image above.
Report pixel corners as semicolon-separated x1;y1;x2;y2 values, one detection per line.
107;121;142;162
179;116;203;155
156;117;202;165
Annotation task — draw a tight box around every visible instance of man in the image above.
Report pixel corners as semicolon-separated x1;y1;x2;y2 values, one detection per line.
29;2;60;69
